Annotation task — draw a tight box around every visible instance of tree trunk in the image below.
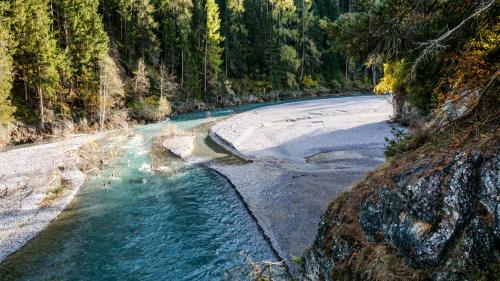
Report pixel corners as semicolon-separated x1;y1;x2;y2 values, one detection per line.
372;65;377;86
124;19;128;56
171;46;174;71
225;47;228;78
23;77;28;101
102;87;107;129
300;0;305;81
38;87;44;130
99;81;103;129
345;56;349;84
181;48;184;87
204;30;208;95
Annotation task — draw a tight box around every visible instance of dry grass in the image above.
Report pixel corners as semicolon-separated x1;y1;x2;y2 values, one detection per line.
157;124;189;139
350;245;425;281
77;141;104;174
41;178;71;206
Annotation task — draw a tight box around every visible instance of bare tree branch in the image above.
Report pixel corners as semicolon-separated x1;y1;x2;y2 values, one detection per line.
409;0;496;79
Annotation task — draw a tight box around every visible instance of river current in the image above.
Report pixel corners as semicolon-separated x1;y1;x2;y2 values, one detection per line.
0;100;306;281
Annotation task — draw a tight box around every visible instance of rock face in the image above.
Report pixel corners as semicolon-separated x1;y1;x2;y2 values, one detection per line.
304;151;499;280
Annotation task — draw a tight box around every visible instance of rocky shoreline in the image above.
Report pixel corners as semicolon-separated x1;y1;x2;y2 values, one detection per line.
2;89;363;149
0;132;109;262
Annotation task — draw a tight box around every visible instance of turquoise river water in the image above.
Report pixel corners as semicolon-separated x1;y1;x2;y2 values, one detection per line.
0;100;314;281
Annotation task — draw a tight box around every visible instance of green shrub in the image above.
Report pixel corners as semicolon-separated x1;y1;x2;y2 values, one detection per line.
351;79;370;90
384;128;428;158
249;80;272;94
330;79;342;92
302;75;318;89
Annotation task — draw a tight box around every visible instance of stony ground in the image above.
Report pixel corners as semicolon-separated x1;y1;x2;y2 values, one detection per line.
0;133;107;261
208;95;396;270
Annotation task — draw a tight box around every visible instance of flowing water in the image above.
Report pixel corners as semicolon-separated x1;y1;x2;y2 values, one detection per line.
0;100;307;281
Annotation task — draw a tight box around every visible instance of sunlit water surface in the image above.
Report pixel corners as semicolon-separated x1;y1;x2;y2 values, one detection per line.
0;97;340;280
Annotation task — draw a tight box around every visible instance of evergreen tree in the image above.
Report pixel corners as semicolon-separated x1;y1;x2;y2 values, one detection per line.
203;0;224;95
269;0;300;87
11;0;60;129
157;0;193;87
224;0;248;76
55;0;109;95
0;2;15;125
117;0;160;65
298;0;320;82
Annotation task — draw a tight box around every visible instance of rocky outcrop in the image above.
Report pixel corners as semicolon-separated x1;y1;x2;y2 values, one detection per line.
428;89;481;129
304;150;499;280
392;96;421;126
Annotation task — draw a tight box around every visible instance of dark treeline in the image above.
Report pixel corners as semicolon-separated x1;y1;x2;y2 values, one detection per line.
0;0;369;139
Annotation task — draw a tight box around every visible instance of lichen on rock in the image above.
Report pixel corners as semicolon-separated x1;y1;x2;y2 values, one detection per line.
304;149;499;281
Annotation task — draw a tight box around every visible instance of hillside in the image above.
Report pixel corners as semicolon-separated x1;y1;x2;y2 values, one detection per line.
0;0;372;147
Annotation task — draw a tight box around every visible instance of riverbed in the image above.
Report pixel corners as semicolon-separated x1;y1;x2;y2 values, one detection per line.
0;95;394;280
0;99;309;280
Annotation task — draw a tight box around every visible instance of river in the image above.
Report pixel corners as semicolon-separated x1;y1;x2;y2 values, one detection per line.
0;100;306;281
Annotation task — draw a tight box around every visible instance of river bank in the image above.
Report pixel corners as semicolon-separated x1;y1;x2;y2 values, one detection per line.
0;131;122;262
205;96;396;271
2;90;363;149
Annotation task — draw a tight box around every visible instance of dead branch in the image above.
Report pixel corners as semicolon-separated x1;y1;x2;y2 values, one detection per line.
410;0;496;78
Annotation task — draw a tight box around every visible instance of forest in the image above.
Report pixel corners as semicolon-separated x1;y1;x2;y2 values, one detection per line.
0;0;498;145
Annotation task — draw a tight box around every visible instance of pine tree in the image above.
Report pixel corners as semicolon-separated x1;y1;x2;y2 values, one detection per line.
224;0;247;76
269;0;300;87
0;2;15;125
11;0;60;129
117;0;160;65
55;0;109;94
158;0;193;87
298;0;320;82
203;0;224;95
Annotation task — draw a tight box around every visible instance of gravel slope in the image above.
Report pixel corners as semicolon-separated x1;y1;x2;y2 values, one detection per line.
0;133;107;262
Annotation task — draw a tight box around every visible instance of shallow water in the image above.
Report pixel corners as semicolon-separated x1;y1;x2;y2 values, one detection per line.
0;97;348;281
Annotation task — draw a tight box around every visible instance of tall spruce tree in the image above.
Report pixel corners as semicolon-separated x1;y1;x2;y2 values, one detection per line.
55;0;109;95
203;0;224;95
117;0;160;65
298;0;320;81
11;0;60;129
224;0;247;76
0;2;15;125
158;0;193;87
269;0;300;87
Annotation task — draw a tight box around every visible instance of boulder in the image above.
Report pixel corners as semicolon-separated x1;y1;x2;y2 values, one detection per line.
162;135;195;159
